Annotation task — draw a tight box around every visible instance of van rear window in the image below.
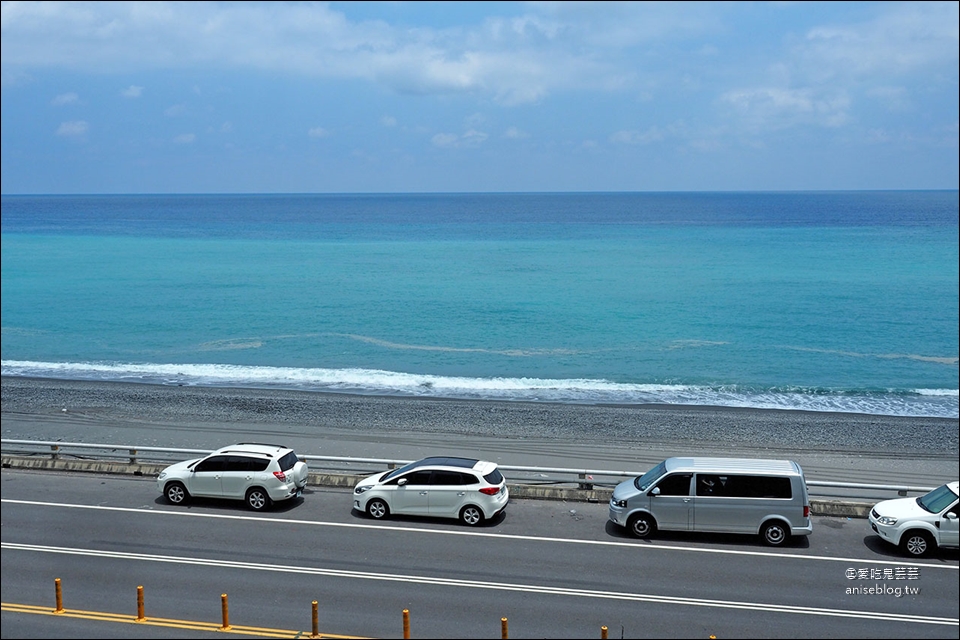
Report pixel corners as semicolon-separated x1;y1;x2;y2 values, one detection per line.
696;474;792;499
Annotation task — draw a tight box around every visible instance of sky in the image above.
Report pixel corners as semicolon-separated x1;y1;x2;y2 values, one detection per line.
1;1;958;194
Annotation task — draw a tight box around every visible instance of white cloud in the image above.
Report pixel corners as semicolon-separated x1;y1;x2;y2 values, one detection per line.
173;133;195;144
0;1;722;105
164;104;186;117
308;127;329;138
720;87;851;132
609;127;665;145
380;116;397;127
796;2;959;80
51;92;78;105
430;129;488;148
55;120;88;137
431;132;459;148
121;85;143;98
504;126;529;139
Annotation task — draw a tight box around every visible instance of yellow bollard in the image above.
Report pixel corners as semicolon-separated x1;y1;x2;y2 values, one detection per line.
501;616;508;639
402;608;410;639
54;578;63;613
136;585;145;621
601;625;608;639
220;593;230;630
311;600;319;638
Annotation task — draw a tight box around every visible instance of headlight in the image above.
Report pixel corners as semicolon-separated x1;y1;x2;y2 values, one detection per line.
611;499;628;508
354;485;371;495
876;516;897;526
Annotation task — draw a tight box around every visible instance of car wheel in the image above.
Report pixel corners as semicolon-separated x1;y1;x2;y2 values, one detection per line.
900;530;934;557
164;481;189;505
761;521;789;546
367;498;389;520
460;505;484;526
245;488;270;511
628;513;656;539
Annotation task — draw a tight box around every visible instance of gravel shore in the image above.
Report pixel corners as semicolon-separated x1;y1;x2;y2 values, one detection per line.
3;376;957;455
3;376;958;492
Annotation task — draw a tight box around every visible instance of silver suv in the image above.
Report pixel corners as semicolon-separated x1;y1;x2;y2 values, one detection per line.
158;443;309;511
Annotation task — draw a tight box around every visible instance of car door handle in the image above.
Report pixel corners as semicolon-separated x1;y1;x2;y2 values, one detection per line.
683;498;691;503
457;492;466;497
419;491;428;496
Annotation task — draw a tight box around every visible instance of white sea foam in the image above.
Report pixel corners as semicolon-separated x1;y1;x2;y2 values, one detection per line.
3;360;957;419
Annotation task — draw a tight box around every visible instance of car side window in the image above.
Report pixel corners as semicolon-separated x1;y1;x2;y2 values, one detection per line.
195;455;228;473
222;456;269;472
460;473;480;485
399;470;433;486
222;456;246;472
655;473;692;496
697;474;723;496
431;471;462;486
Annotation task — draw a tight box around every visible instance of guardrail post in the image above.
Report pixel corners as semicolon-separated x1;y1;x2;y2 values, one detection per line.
220;593;230;630
501;616;508;639
578;472;593;490
136;585;145;621
129;448;138;464
54;578;63;613
601;625;608;639
50;445;59;460
311;600;319;638
402;608;410;639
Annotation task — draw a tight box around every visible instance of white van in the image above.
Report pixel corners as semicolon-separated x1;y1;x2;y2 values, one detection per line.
608;457;813;546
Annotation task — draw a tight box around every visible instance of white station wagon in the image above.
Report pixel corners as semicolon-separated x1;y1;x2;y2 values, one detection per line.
353;456;509;526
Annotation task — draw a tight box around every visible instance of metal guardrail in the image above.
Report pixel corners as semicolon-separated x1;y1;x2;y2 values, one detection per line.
0;438;937;500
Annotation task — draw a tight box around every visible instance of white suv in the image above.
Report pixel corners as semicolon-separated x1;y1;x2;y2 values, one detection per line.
158;443;309;511
868;481;960;557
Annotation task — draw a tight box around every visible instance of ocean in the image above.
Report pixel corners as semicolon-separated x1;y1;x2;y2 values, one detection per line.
1;192;957;419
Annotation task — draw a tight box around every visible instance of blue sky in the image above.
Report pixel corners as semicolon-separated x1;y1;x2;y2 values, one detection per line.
1;1;958;194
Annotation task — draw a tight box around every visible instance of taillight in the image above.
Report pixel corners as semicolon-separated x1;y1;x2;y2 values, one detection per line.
479;486;500;496
273;471;287;482
803;505;810;518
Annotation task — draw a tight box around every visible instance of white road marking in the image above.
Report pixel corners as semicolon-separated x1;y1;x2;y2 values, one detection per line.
3;498;957;569
2;541;956;626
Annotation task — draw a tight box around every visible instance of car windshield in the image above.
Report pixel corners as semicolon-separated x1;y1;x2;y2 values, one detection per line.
916;484;959;514
382;460;422;483
634;461;667;492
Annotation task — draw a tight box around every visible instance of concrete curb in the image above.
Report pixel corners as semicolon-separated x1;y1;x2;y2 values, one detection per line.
1;455;873;518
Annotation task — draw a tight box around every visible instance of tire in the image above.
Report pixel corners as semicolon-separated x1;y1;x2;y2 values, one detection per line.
366;498;389;520
245;487;271;511
164;481;189;505
460;505;484;526
761;520;789;547
900;530;934;557
628;513;656;539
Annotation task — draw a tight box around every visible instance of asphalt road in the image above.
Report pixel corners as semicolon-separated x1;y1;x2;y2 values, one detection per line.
1;469;957;639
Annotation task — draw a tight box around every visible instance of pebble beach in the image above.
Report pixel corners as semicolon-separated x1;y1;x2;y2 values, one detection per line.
2;376;957;490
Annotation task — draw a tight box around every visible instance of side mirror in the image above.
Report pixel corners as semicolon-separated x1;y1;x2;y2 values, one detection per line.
650;487;660;496
398;478;407;486
945;512;958;521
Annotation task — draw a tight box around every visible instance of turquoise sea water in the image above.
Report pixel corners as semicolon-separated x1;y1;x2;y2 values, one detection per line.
1;192;957;418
